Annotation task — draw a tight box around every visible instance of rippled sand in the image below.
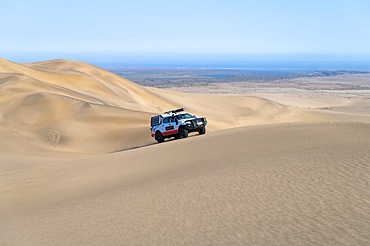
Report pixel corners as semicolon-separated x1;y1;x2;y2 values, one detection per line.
1;59;369;245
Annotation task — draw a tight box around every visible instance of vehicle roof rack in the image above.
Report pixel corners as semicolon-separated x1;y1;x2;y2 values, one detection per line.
164;108;185;114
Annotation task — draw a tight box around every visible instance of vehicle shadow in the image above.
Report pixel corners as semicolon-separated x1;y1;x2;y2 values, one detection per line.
113;133;203;153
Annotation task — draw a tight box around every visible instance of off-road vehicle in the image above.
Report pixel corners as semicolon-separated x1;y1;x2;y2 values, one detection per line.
150;108;207;143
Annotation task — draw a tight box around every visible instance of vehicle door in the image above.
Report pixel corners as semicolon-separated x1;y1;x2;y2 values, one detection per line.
161;116;178;136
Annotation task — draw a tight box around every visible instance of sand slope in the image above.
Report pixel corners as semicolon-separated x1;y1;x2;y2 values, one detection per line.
1;122;369;245
0;59;178;153
1;58;368;153
1;59;370;245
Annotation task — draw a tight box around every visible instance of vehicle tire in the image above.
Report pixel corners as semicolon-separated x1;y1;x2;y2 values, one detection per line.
155;131;164;143
199;126;206;135
179;127;188;138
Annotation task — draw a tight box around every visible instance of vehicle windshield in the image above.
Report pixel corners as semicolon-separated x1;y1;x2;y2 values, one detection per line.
175;113;194;120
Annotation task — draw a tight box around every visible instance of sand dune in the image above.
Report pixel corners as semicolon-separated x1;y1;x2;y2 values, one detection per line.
1;58;368;153
0;58;175;153
1;122;369;245
1;58;370;245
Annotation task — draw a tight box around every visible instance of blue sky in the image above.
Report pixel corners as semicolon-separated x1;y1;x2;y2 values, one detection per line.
1;0;370;67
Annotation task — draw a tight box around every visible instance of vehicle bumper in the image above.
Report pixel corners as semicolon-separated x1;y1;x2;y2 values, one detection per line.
185;118;207;131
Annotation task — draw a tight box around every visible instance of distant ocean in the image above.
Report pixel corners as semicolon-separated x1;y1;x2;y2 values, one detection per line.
100;60;370;71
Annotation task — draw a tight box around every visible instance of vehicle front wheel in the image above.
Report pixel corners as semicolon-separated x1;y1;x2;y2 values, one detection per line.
199;126;206;135
155;131;164;143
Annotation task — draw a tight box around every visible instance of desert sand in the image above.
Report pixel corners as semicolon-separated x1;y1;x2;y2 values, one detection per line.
1;58;369;245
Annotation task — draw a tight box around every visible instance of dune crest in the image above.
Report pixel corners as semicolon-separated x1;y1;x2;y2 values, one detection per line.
0;58;176;153
0;58;366;153
1;59;370;245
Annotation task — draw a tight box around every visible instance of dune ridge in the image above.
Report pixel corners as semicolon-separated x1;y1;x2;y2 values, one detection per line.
2;58;368;153
1;58;370;245
0;58;177;153
0;58;327;153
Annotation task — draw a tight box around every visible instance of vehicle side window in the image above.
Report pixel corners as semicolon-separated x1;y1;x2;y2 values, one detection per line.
163;117;170;124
